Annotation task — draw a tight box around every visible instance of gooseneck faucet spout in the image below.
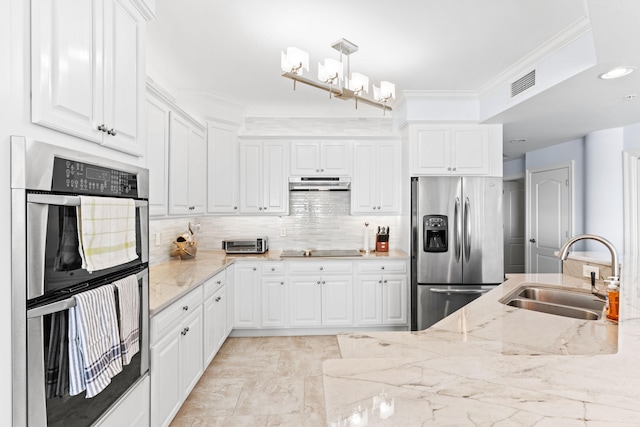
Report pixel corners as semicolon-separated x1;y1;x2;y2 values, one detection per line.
557;234;620;280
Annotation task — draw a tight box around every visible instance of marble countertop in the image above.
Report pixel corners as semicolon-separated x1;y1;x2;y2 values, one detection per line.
324;266;640;426
149;249;409;315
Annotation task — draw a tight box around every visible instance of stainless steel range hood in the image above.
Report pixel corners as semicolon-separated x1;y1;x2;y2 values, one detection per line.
289;176;351;191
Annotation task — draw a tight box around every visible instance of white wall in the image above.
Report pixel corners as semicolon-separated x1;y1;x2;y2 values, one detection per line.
584;128;624;253
503;158;526;179
525;138;585;238
624;122;640;151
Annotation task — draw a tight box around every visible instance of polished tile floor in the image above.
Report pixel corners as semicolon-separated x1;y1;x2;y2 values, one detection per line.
170;335;341;427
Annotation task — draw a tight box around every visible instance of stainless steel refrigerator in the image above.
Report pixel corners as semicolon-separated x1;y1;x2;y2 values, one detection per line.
411;176;504;330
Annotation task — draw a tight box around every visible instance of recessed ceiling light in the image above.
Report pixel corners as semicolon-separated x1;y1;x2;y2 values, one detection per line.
599;67;635;80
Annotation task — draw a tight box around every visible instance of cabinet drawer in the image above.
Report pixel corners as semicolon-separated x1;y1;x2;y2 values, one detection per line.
262;262;285;275
288;261;353;275
151;286;202;345
203;270;225;298
356;261;407;274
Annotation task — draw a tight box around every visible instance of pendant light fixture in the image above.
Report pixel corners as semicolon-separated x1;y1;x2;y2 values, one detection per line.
281;38;395;114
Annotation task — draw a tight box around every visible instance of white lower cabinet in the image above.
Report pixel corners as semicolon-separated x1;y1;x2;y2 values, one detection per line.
225;265;235;335
234;263;261;328
355;261;408;326
288;261;353;327
261;263;287;327
150;288;203;427
203;271;227;366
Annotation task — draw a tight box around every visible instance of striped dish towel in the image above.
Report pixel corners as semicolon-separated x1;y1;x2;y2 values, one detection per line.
77;196;138;273
68;285;123;398
114;274;140;365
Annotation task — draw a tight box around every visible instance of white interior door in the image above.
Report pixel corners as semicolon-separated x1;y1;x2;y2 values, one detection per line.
527;166;571;273
503;179;525;274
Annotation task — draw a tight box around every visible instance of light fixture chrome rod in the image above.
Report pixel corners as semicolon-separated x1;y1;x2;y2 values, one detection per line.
282;72;393;112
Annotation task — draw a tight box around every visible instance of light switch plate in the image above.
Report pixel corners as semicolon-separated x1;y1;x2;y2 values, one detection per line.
155;232;161;246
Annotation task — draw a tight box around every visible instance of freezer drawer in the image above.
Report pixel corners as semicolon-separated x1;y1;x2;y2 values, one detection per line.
416;284;496;330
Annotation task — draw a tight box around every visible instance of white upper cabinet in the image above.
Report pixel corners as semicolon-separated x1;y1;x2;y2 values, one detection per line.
291;141;350;176
32;0;145;156
146;90;170;216
239;140;289;215
207;122;239;214
351;140;401;214
168;111;206;215
409;124;502;176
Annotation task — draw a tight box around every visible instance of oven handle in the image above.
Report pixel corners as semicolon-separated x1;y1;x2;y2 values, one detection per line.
27;269;149;319
27;193;148;207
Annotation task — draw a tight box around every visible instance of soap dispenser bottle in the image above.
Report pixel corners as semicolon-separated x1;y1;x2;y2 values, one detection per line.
605;277;620;322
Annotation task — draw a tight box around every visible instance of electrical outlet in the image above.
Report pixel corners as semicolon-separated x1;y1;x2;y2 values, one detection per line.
155;232;161;246
583;265;599;279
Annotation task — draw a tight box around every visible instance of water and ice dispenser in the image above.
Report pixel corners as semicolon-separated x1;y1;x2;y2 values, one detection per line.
423;215;448;252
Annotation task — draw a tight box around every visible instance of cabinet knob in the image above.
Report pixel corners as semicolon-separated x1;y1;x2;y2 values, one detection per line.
372;207;376;210
215;296;222;302
234;206;238;210
452;167;456;171
253;267;257;271
258;207;263;211
107;128;116;136
97;124;107;132
447;167;452;171
263;207;268;210
182;305;189;311
271;267;275;271
321;169;324;172
181;327;189;336
322;280;326;284
217;280;221;284
280;281;284;285
377;206;381;210
316;169;320;172
383;280;388;284
378;280;383;284
317;281;321;285
381;266;385;270
319;266;324;271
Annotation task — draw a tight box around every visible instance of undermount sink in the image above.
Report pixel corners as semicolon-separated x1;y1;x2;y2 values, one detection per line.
500;283;605;320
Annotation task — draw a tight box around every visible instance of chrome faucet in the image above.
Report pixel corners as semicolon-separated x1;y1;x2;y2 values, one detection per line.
557;234;620;284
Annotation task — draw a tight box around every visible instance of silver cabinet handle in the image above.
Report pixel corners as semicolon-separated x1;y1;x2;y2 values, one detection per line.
98;124;107;132
529;238;536;243
107;128;116;136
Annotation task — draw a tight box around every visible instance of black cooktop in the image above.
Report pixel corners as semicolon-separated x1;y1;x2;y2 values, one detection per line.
280;249;362;257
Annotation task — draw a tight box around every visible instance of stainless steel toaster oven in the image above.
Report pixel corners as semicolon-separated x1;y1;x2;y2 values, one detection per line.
222;237;269;254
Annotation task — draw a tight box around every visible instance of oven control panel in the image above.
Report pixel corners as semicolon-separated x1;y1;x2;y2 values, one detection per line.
51;157;139;197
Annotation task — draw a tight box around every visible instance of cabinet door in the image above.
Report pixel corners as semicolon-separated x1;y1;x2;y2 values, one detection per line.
376;142;401;213
146;94;170;216
239;142;263;213
261;277;287;327
321;142;350;175
234;264;260;327
322;276;354;326
188;127;207;214
291;142;321;175
289;277;322;326
102;0;141;154
180;305;203;399
351;142;378;214
355;276;383;326
214;286;227;351
31;0;103;143
382;275;408;325
150;328;182;427
168;113;192;215
451;126;490;175
411;127;451;175
203;295;215;366
208;123;239;213
262;142;288;214
226;266;234;335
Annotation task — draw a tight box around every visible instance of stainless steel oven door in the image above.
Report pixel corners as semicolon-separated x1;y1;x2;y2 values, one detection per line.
26;269;149;426
26;193;149;302
417;284;496;330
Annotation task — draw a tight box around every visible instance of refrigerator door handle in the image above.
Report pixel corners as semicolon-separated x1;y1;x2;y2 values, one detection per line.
454;197;461;262
429;288;490;295
464;197;471;262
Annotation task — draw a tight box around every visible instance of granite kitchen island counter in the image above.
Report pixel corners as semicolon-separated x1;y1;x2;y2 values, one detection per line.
324;268;640;426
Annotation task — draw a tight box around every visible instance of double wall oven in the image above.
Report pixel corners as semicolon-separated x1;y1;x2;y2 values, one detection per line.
11;137;150;426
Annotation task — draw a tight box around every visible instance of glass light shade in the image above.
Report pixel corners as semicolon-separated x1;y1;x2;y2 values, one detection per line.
349;72;369;93
374;81;395;101
281;47;309;75
599;66;635;79
318;58;343;83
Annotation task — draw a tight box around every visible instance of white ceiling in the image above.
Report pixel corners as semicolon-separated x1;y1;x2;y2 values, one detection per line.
146;0;640;159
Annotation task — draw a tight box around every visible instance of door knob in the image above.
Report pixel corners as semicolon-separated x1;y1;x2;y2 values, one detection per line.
529;238;536;243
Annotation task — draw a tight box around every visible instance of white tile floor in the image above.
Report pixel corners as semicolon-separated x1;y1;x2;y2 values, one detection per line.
170;335;340;427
